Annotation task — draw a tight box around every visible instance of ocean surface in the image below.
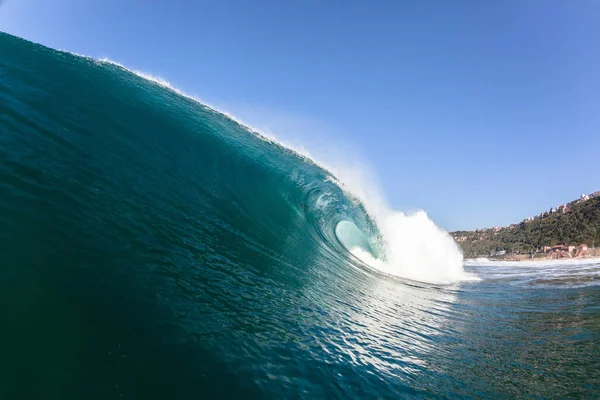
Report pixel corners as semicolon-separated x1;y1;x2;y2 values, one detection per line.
1;32;599;399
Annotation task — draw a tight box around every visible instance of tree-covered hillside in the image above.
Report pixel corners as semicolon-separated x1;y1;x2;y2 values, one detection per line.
451;197;600;258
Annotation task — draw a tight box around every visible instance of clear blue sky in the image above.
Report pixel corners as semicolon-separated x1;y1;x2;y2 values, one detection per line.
1;1;599;231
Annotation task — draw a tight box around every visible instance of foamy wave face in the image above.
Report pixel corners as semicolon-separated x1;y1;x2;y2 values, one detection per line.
325;162;472;284
352;211;475;284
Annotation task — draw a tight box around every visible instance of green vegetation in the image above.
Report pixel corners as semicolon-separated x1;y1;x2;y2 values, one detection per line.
451;197;600;258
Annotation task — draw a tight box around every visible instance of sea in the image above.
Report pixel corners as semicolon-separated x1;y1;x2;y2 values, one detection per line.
1;32;599;399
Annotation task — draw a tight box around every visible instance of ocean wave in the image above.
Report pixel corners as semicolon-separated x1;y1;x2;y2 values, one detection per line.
88;55;469;284
10;34;470;285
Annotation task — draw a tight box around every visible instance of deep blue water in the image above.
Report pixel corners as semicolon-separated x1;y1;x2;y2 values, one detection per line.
1;32;599;399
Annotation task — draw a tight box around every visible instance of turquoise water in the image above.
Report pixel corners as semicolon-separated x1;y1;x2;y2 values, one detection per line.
1;32;599;399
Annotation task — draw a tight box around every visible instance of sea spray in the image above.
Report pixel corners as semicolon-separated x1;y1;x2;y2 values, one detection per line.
323;162;470;283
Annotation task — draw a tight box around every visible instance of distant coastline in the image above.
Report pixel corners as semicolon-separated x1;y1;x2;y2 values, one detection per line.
465;251;600;263
453;192;600;259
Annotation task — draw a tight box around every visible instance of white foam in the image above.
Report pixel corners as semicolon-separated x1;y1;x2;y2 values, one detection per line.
464;257;600;268
58;49;471;284
323;162;473;284
349;211;476;285
465;257;600;287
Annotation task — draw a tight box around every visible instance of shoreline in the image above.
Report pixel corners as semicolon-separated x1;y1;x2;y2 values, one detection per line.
465;253;600;263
